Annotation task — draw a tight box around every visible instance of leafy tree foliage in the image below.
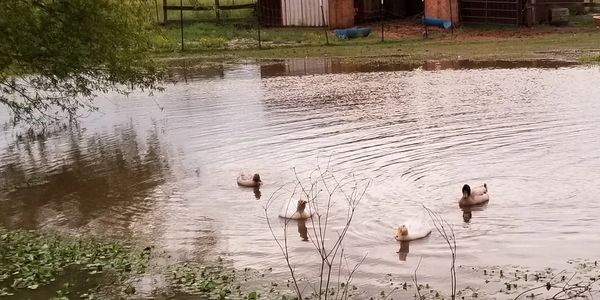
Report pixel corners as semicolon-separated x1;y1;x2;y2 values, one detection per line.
0;0;161;126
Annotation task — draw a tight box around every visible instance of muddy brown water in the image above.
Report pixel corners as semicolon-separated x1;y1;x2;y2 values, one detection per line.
1;58;599;297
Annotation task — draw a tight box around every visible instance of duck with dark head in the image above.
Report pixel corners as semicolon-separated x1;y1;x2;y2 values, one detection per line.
459;183;489;207
237;172;262;187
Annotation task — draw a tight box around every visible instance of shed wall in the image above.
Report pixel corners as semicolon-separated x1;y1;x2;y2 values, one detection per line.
282;0;330;26
529;0;584;23
425;0;460;26
258;0;283;26
329;0;356;28
355;0;381;21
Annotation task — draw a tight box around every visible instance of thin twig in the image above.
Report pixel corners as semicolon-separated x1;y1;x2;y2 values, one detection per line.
413;256;423;300
423;205;457;300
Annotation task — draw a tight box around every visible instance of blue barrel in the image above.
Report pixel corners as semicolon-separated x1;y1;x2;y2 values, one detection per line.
334;27;372;39
423;17;453;29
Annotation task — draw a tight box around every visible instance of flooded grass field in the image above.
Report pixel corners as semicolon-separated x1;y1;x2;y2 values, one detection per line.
1;58;599;299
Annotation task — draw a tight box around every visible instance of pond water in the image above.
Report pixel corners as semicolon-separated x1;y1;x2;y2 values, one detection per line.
1;58;599;297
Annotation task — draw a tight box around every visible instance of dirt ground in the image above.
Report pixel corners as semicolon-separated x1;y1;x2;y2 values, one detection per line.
365;17;600;41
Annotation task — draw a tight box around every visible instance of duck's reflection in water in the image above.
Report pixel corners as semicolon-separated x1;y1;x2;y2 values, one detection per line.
253;187;261;200
460;202;489;224
463;210;473;223
397;241;410;261
297;219;308;241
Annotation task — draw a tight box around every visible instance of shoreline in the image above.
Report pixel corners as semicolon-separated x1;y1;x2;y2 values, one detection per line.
154;28;600;66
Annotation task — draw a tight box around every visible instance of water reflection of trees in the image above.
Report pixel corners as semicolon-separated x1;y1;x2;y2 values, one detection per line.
260;58;417;78
260;58;576;78
0;123;170;231
165;63;225;82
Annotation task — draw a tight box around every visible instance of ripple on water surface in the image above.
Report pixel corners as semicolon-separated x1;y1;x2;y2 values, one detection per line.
1;61;600;292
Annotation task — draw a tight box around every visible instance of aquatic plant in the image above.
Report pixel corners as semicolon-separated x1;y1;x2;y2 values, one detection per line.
512;266;600;300
0;227;151;298
170;262;234;298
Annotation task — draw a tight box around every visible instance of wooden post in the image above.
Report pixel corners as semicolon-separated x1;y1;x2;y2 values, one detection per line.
163;0;168;23
215;0;221;24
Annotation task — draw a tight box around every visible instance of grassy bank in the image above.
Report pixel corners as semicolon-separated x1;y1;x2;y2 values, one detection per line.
150;14;600;64
158;31;600;62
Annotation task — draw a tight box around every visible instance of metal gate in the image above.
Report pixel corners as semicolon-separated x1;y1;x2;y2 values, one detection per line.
460;0;522;25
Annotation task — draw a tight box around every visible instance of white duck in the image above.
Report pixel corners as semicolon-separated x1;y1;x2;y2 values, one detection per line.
237;173;262;187
395;220;432;242
279;199;313;220
458;183;489;207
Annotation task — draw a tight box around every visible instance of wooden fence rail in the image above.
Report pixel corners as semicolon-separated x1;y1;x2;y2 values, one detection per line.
162;0;255;23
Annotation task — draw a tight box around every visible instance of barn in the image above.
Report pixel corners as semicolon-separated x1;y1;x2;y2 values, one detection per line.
258;0;588;28
258;0;355;28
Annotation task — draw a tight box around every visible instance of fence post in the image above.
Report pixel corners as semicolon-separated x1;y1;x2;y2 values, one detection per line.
155;0;160;24
423;0;428;38
380;0;384;41
320;0;329;45
257;0;262;48
449;0;454;35
163;0;168;23
215;0;221;24
180;0;184;51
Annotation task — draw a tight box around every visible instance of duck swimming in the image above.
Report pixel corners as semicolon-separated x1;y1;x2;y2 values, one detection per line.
459;183;488;207
279;199;313;220
237;173;262;187
395;222;432;242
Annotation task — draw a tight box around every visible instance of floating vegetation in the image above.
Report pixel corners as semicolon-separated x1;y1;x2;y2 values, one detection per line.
170;262;234;298
2;225;599;300
461;260;600;299
0;227;151;298
168;261;295;300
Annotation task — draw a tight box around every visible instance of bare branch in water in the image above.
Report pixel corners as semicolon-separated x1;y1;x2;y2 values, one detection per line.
264;163;369;300
423;205;457;300
413;256;423;300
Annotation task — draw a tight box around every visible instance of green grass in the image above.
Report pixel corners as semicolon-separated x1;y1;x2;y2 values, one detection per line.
153;23;350;51
148;3;600;64
569;14;597;27
148;0;600;59
153;27;600;65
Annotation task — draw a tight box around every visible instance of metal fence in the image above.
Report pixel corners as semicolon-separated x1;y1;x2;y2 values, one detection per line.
460;0;522;25
156;0;593;52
